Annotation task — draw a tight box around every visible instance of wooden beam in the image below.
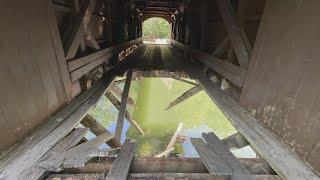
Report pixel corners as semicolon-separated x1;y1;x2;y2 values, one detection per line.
63;0;97;60
22;128;89;180
191;138;232;175
0;74;115;179
105;91;144;136
115;70;133;140
154;148;175;158
163;123;183;157
106;139;137;180
46;174;104;180
215;0;251;68
187;67;319;179
212;37;230;57
222;133;249;150
109;84;135;107
172;77;198;86
74;0;86;52
200;0;208;50
202;132;251;176
129;173;281;180
81;115;122;148
63;157;275;175
48;0;73;102
166;85;202;110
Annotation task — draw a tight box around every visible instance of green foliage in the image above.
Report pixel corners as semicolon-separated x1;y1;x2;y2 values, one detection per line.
143;18;171;39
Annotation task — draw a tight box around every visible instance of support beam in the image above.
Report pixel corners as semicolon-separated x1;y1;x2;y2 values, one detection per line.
215;0;251;68
106;139;137;180
109;84;135;107
200;0;208;50
166;85;202;110
81;115;122;148
187;67;319;179
222;133;249;150
63;157;275;175
115;70;133;140
129;174;281;180
172;77;198;86
163;123;183;157
212;37;230;57
0;74;115;179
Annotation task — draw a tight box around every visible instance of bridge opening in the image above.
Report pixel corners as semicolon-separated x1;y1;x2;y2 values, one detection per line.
142;17;171;44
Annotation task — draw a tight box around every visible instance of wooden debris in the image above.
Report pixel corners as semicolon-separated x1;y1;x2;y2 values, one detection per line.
105;91;144;136
81;115;122;148
164;123;183;157
154;148;175;158
166;85;202;110
115;70;133;140
106;139;137;180
222;133;249;150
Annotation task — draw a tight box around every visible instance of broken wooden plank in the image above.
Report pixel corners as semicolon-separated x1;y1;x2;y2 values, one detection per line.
0;74;114;180
106;139;137;180
191;138;232;175
64;0;97;59
47;174;104;180
222;133;249;150
164;123;183;157
109;84;135;107
172;77;198;86
154;148;175;158
166;85;202;110
22;128;89;180
202;132;251;176
81;115;122;148
115;70;133;140
187;67;319;179
38;131;113;171
129;174;281;180
215;0;251;68
190;48;246;87
105;91;144;136
63;157;275;175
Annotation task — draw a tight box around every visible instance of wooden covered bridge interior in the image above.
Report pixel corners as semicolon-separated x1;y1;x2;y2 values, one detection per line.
0;0;320;179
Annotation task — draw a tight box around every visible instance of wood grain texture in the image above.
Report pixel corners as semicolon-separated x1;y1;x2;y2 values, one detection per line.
166;85;202;110
106;139;137;180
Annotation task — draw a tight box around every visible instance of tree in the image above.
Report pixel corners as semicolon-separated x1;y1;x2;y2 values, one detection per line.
143;18;170;39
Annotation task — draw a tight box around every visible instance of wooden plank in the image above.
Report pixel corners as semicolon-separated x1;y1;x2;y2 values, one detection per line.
0;74;114;179
215;0;251;68
22;128;89;180
164;123;183;157
191;138;232;175
202;132;251;176
48;0;73;102
191;48;246;87
105;91;144;136
63;157;275;175
109;84;135;107
187;67;319;179
172;77;198;86
39;132;113;171
105;139;137;180
64;0;97;60
115;70;133;140
222;133;249;150
212;37;230;57
166;85;202;110
81;115;122;148
129;173;281;180
74;0;86;52
47;174;104;180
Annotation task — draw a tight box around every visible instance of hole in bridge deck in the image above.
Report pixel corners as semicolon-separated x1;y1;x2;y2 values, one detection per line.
86;76;256;159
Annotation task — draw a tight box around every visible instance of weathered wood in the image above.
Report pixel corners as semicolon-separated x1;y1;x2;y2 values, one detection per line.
215;0;251;68
81;115;122;148
222;133;249;150
106;139;137;180
191;138;232;175
105;91;144;136
129;173;281;180
0;74;114;180
85;34;101;50
188;67;319;179
154;148;175;158
212;37;230;57
22;128;89;180
38;131;113;171
64;0;97;60
164;123;183;157
47;174;104;180
63;157;275;175
166;85;202;110
115;70;133;140
191;48;246;87
48;0;73;102
109;84;135;107
172;77;198;86
74;0;86;52
202;132;251;176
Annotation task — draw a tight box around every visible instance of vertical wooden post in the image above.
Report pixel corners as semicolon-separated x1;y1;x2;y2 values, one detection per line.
200;0;208;51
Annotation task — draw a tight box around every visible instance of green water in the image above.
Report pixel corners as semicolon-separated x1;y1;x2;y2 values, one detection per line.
90;78;237;157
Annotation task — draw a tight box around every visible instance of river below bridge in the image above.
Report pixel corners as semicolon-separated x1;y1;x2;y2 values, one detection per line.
89;78;256;158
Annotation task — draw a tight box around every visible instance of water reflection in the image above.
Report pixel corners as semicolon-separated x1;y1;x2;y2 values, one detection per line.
89;78;256;158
